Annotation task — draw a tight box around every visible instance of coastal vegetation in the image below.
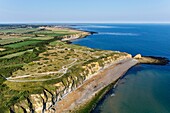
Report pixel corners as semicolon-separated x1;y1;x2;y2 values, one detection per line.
76;84;114;113
0;25;167;113
0;25;126;112
0;25;82;112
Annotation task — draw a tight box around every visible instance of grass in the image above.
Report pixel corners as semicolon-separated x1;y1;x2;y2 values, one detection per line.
34;30;74;34
75;83;115;113
9;40;121;80
0;28;38;34
49;40;64;46
36;32;70;37
0;37;31;45
0;49;33;59
33;29;78;37
0;26;128;113
5;40;122;93
32;36;54;40
0;26;90;112
4;40;43;48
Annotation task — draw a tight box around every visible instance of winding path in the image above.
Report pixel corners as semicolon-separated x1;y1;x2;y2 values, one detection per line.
6;58;77;82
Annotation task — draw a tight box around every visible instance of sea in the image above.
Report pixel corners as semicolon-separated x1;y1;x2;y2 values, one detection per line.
70;24;170;113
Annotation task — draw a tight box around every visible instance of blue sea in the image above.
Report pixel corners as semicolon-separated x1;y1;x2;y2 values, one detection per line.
70;24;170;113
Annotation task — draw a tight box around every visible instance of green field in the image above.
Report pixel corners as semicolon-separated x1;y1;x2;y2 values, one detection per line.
0;49;33;59
0;28;38;34
32;36;54;40
0;37;31;45
0;26;126;113
4;40;43;48
33;30;77;37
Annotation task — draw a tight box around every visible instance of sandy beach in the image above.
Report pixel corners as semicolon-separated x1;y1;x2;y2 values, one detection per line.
55;58;138;113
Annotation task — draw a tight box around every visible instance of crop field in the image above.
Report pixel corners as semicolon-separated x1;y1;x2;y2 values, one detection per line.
4;40;43;48
32;36;54;40
0;37;31;45
0;26;127;112
34;30;75;34
0;26;92;112
33;28;81;37
0;35;22;39
0;49;33;59
34;31;76;37
0;28;38;34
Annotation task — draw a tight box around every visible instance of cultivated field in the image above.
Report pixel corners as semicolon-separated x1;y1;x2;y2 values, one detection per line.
0;25;126;113
0;25;92;112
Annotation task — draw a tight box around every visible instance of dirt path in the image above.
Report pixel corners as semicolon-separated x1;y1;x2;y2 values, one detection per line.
6;58;77;82
55;58;138;113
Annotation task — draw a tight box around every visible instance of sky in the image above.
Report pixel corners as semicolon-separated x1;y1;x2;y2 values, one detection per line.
0;0;170;23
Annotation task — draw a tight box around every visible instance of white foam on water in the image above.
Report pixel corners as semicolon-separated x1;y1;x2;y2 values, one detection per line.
76;25;135;29
98;32;139;36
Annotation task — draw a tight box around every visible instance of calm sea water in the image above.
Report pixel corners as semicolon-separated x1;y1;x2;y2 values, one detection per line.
71;24;170;113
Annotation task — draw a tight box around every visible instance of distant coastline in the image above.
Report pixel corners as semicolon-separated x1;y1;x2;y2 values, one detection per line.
55;58;138;112
0;25;169;113
54;27;169;113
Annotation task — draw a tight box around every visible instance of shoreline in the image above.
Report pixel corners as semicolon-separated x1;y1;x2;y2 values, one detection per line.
1;25;169;113
54;27;169;113
55;58;138;113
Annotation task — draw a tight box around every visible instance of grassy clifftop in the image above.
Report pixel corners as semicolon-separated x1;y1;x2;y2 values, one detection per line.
0;25;130;113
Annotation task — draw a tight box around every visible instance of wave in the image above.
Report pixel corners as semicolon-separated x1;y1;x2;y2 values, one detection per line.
77;25;113;28
98;32;139;36
75;25;134;29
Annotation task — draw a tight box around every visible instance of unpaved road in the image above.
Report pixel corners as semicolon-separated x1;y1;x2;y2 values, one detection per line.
6;58;77;82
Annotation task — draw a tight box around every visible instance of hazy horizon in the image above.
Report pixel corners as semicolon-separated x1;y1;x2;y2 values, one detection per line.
0;0;170;23
1;22;170;24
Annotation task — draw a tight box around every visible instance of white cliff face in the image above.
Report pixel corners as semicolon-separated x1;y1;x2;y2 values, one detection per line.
61;32;90;41
134;54;142;59
12;53;132;113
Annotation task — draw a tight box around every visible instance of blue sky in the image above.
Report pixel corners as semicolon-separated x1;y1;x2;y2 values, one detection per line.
0;0;170;23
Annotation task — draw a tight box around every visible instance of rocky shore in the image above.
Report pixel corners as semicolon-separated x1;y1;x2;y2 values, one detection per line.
53;28;169;113
52;32;170;113
55;58;138;113
53;54;169;113
134;54;169;65
5;27;169;113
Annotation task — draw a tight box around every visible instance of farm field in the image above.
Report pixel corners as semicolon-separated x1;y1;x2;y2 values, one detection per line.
0;25;127;113
0;25;93;112
0;49;33;59
0;28;38;34
4;40;43;48
0;37;31;45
